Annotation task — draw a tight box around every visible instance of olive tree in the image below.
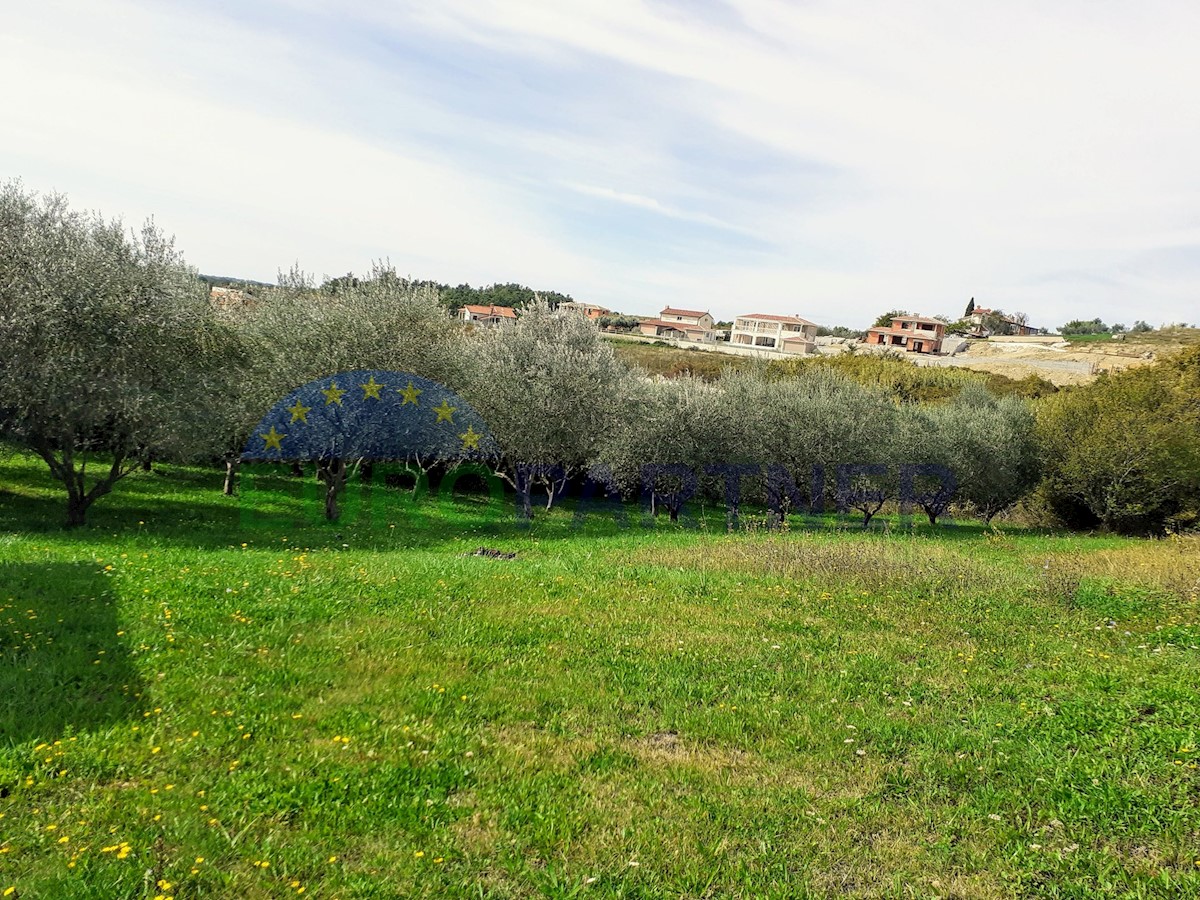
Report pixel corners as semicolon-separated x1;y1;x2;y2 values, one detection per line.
595;376;736;522
898;386;1039;526
951;386;1040;523
0;182;241;525
463;299;632;515
225;263;465;515
724;368;903;525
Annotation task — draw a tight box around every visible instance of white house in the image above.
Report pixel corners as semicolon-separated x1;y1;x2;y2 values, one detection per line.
729;313;818;354
460;304;517;327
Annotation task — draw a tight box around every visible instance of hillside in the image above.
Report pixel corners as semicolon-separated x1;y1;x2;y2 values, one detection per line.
937;328;1200;385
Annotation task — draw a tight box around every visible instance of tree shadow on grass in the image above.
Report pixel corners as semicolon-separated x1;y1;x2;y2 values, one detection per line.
0;563;145;745
0;464;619;553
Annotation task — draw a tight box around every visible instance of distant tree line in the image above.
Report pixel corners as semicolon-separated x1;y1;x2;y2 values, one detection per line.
815;325;865;339
1060;317;1154;335
2;182;1197;535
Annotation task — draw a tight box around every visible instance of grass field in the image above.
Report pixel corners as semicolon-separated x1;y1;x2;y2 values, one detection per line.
1063;329;1200;349
2;455;1199;898
606;338;748;380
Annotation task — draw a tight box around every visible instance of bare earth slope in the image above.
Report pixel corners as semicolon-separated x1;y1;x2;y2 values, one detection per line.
918;329;1200;385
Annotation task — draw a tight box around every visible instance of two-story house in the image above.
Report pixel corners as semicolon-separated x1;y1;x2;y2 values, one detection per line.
638;306;716;342
729;313;818;354
460;304;517;327
866;314;945;353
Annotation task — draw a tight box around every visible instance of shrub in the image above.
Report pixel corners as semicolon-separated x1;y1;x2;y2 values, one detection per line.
1036;347;1200;533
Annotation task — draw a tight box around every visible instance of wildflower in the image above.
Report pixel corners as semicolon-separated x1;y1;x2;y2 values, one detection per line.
414;851;424;858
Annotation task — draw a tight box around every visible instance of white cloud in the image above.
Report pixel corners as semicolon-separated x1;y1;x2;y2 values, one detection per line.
0;0;596;288
3;0;1199;327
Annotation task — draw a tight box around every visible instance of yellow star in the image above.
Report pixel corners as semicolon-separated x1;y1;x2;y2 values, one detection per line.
397;381;422;405
360;376;384;400
459;425;482;450
287;400;311;424
432;399;456;424
260;426;285;451
322;382;346;406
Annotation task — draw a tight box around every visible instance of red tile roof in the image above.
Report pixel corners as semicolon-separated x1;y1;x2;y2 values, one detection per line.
463;304;517;318
660;307;710;318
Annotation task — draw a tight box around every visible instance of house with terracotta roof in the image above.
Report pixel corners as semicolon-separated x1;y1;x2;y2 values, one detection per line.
638;306;716;342
729;313;819;354
866;314;945;353
460;304;517;327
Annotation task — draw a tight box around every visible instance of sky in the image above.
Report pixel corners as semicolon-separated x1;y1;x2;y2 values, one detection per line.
3;0;1199;329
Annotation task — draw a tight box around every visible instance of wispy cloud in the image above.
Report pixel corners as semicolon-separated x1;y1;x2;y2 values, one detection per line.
561;182;758;236
3;0;1199;327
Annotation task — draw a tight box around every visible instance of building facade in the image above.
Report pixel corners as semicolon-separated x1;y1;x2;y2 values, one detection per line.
559;301;611;321
729;313;818;354
866;315;945;353
637;306;716;342
460;304;517;327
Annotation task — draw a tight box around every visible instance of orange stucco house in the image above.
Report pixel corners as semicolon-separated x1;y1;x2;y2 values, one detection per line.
866;315;945;353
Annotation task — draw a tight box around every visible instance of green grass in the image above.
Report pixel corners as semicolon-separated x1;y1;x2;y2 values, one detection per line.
2;455;1199;898
1062;330;1200;348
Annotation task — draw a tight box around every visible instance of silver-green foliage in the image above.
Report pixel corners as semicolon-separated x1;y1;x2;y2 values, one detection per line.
0;182;240;525
463;299;632;506
596;375;734;518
